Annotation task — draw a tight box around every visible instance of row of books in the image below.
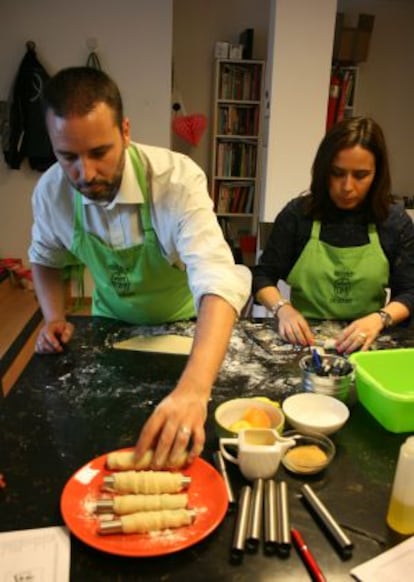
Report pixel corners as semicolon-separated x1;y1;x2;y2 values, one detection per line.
217;104;260;136
215;140;257;177
219;63;262;101
216;217;244;262
326;66;356;131
215;181;255;214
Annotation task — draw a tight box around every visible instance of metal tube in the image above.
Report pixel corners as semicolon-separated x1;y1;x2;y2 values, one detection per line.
231;485;252;560
181;475;192;488
277;480;291;554
98;519;123;535
213;451;236;510
301;483;353;557
95;498;115;513
246;478;264;551
264;479;278;554
102;475;115;490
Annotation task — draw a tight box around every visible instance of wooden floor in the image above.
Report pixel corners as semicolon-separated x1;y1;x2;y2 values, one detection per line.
0;278;41;396
0;277;91;396
0;278;40;361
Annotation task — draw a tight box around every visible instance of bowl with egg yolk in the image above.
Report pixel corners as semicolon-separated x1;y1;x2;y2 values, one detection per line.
214;397;284;439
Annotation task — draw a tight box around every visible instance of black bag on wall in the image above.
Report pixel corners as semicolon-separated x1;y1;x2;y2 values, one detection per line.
2;42;55;172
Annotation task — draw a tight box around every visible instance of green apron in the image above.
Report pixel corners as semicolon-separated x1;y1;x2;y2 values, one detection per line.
70;146;195;324
287;220;389;320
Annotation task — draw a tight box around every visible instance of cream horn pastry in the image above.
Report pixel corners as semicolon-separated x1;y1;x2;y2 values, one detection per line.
95;493;188;514
102;470;191;494
106;449;188;471
98;508;196;535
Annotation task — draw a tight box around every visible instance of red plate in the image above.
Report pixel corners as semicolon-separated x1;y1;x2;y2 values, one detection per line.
60;449;228;557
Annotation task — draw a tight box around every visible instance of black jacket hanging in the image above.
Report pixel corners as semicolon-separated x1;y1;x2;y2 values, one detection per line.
3;42;55;171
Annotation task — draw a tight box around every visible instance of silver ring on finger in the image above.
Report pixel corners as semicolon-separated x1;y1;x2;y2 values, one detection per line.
180;425;191;436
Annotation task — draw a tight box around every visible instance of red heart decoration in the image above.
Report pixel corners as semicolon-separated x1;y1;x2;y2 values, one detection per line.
172;114;207;146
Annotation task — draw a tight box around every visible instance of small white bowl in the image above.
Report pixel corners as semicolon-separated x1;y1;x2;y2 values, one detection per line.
282;393;350;435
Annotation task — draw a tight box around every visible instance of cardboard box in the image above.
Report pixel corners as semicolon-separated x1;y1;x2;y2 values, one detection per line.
335;27;355;62
229;44;243;60
333;13;375;63
215;42;229;59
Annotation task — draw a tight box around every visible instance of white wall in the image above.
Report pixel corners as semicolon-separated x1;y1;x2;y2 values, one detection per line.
172;0;270;172
0;0;172;267
338;0;414;197
2;0;413;270
260;0;337;222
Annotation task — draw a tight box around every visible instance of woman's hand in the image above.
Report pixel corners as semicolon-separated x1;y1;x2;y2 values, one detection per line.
335;313;383;353
35;320;74;353
277;304;314;346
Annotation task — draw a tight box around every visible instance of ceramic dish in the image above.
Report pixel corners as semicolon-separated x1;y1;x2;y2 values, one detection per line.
214;397;284;438
282;392;349;435
281;430;335;474
60;449;228;557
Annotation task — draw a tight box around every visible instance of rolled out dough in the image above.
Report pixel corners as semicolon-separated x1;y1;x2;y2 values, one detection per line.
112;334;193;355
110;470;186;494
113;493;188;514
106;450;188;471
120;508;193;533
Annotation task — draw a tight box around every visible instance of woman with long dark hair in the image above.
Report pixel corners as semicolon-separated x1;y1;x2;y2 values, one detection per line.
252;117;414;353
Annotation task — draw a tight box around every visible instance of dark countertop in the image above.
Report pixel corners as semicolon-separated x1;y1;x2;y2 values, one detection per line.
1;316;413;581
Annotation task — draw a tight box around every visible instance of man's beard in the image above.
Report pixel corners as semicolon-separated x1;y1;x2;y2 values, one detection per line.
71;150;125;204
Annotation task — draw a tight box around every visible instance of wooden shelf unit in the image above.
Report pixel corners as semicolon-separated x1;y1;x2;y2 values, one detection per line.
210;59;265;245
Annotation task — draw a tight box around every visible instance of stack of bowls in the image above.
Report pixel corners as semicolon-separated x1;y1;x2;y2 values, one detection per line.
299;353;354;402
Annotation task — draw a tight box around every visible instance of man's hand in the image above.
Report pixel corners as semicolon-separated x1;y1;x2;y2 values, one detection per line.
134;295;236;469
277;304;314;346
134;385;208;469
35;320;74;353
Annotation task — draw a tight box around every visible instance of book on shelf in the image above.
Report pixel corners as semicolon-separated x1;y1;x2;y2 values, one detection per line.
217;105;259;135
245;185;254;214
326;67;356;130
336;69;354;122
230;187;241;213
215;140;257;178
214;181;255;214
218;62;262;101
212;58;264;251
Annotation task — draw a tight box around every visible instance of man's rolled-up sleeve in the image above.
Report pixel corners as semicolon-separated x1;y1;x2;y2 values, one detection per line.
154;160;252;315
28;176;80;269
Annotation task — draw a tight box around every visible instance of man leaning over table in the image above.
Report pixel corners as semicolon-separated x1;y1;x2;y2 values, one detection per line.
28;67;251;470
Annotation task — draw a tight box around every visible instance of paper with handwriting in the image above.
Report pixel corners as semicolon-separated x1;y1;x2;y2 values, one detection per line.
0;526;70;582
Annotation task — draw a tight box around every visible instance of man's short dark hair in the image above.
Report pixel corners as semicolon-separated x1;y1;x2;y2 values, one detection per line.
43;67;124;131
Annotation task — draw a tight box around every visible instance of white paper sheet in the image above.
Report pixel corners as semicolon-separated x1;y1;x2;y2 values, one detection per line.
113;334;193;355
0;526;70;582
350;535;414;581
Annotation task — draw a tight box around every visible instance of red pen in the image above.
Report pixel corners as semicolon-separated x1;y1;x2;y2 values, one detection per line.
291;528;327;582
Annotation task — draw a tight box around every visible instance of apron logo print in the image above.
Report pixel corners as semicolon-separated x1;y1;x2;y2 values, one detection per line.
109;265;131;295
332;271;352;304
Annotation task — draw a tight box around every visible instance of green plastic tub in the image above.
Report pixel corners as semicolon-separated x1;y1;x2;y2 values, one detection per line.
349;348;414;433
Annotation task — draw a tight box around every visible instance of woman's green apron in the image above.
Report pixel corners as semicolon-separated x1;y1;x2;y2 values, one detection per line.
287;220;389;319
70;146;195;324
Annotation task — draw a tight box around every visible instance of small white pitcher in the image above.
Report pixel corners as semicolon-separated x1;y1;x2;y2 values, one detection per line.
219;428;296;481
